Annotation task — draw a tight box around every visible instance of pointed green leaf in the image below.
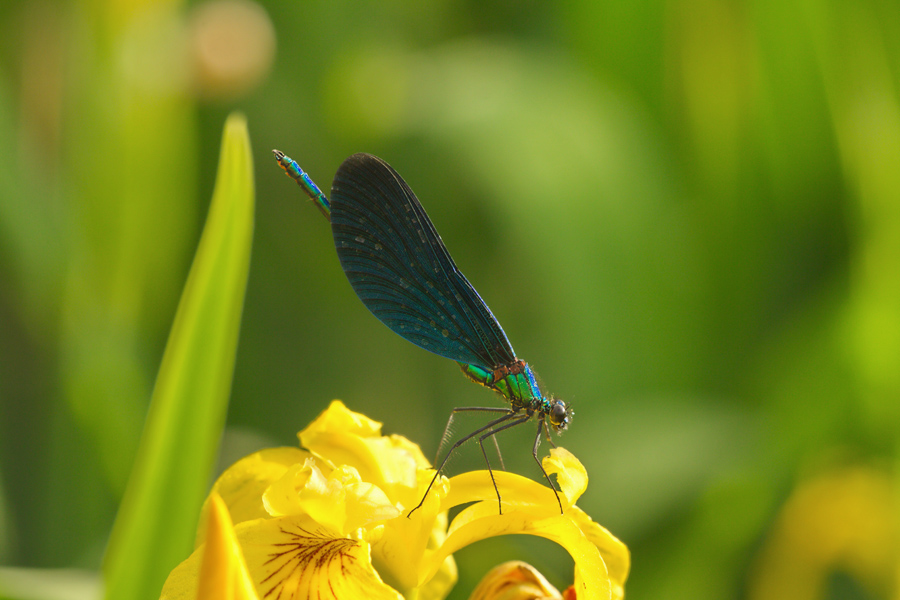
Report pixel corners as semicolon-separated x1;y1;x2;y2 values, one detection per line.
102;113;255;600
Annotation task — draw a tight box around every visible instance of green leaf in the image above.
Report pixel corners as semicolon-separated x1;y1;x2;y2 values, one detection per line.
102;113;255;600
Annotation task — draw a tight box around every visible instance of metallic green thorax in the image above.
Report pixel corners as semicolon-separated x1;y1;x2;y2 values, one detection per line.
459;360;552;414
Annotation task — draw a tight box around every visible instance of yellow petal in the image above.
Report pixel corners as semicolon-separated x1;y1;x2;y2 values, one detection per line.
441;448;587;515
413;448;599;596
196;447;310;546
468;561;562;600
342;480;403;529
238;514;403;600
415;552;457;600
567;508;630;600
196;494;259;600
298;401;428;496
420;502;612;600
161;494;259;600
263;459;400;535
162;513;404;600
302;399;384;438
543;448;588;506
443;470;563;515
370;469;455;596
748;466;897;600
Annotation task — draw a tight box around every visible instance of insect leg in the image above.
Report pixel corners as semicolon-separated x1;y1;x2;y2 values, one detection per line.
408;409;519;518
533;418;564;514
434;406;512;465
477;414;532;514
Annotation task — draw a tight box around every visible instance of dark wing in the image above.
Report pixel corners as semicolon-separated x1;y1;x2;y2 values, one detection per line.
330;153;516;369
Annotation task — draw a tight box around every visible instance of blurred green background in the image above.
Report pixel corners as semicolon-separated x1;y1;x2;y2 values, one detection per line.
1;0;899;599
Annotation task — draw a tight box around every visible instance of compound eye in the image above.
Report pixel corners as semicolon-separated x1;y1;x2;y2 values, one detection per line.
550;401;567;425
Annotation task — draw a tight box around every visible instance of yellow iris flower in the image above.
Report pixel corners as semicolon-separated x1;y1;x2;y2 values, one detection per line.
160;401;629;600
749;465;900;600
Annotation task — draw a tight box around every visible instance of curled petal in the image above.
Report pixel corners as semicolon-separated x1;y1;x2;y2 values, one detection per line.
568;508;630;600
442;448;587;515
543;448;588;506
299;401;428;494
443;470;565;516
421;503;613;600
469;561;562;600
415;449;608;596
